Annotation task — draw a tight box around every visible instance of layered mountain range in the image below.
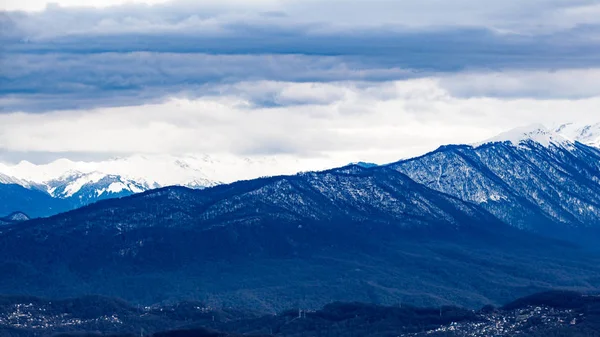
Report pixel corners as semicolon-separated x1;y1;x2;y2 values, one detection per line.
1;123;600;312
0;155;334;217
1;123;599;219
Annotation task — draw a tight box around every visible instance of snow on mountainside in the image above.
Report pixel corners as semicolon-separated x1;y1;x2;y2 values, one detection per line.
4;165;598;312
1;123;599;220
0;172;36;188
0;155;337;207
391;124;600;237
475;124;573;149
44;173;151;206
4;212;30;221
555;123;600;148
0;211;30;224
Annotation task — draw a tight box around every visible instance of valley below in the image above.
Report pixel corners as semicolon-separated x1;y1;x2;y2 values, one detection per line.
1;291;599;337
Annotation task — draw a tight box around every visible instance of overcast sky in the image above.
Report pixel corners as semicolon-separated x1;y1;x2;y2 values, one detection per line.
1;0;600;165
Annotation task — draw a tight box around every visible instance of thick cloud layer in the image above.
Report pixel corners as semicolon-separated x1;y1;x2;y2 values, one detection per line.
1;0;599;164
5;0;600;33
1;79;599;164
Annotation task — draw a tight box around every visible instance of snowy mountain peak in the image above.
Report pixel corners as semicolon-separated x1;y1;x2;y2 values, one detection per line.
0;154;338;211
47;172;147;200
475;124;573;149
555;123;600;148
4;211;30;222
0;172;29;187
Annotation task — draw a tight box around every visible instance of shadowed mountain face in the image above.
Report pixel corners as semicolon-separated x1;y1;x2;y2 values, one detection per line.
0;175;151;219
390;140;600;246
0;183;72;218
7;166;501;234
1;166;600;312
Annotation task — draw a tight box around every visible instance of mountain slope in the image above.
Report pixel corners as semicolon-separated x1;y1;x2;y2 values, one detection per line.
0;173;150;218
389;125;600;243
2;165;600;311
0;155;338;217
4;165;501;235
0;183;71;218
0;154;337;191
0;212;30;226
556;122;600;148
1;212;30;222
1;122;597;219
46;172;150;207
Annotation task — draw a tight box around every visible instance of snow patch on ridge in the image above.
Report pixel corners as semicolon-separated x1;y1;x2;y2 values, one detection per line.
475;124;573;149
60;172;106;198
0;154;337;193
555;123;600;148
0;172;32;187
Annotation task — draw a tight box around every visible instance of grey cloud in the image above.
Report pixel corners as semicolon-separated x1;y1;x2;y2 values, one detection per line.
2;0;600;112
4;0;600;37
0;53;416;112
1;79;600;165
2;1;600;165
440;69;600;99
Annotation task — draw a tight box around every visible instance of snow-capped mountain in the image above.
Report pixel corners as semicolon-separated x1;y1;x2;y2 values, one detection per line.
475;124;573;149
0;154;337;217
2;143;599;310
2;122;599;221
0;211;30;226
0;154;336;188
0;172;38;188
0;172;145;217
555;123;600;148
390;124;600;240
45;172;150;207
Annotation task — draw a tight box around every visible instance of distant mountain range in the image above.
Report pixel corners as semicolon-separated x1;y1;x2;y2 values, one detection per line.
0;155;336;217
2;123;600;312
0;122;598;219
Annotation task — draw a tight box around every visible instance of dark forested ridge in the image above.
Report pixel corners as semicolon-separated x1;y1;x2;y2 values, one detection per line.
1;291;599;337
1;165;600;311
390;140;600;246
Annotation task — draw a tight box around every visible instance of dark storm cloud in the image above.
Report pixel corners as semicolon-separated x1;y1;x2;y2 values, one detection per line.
1;0;600;112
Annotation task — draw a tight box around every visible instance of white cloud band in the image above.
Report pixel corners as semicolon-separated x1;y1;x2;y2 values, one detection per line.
2;78;599;165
